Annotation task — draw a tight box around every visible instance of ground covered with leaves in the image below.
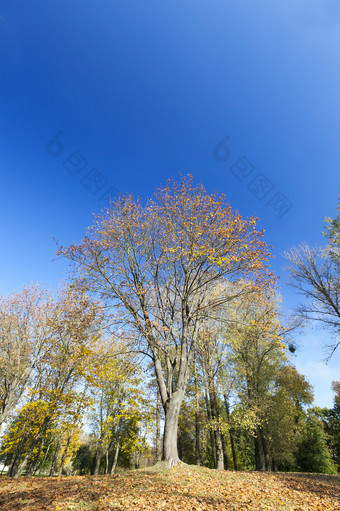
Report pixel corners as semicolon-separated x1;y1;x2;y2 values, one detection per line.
0;465;339;510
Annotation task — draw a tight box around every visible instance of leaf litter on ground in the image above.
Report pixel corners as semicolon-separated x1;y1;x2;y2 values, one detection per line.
0;464;339;510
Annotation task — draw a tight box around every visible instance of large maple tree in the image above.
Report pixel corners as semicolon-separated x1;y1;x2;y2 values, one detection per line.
60;175;272;466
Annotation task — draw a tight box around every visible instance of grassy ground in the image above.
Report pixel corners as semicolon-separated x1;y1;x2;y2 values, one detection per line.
0;464;339;510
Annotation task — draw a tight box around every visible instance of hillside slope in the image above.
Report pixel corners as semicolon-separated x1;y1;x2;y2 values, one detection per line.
0;465;339;510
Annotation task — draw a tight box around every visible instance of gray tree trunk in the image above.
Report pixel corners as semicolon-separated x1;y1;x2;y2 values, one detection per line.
110;440;120;474
49;436;61;477
260;428;271;471
26;436;45;477
13;419;50;478
93;447;102;475
155;388;162;463
224;395;238;470
7;430;30;477
194;352;201;465
104;449;109;475
205;391;217;468
209;380;224;470
214;425;224;470
37;440;53;475
162;390;184;466
58;435;72;477
255;427;265;471
221;432;229;470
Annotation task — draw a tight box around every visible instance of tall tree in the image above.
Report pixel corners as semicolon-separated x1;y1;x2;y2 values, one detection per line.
59;175;271;466
265;366;313;471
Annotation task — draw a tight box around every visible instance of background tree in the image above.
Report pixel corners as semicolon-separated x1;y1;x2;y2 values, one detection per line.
225;286;286;470
296;408;337;474
285;198;340;358
0;285;50;429
265;366;313;471
89;344;147;475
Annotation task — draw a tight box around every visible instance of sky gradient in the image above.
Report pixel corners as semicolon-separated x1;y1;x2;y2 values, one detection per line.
1;0;339;406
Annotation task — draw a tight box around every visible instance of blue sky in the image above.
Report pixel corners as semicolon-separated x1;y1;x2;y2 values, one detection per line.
0;0;339;407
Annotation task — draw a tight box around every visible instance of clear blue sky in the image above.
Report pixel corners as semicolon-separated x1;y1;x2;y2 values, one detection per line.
1;0;339;406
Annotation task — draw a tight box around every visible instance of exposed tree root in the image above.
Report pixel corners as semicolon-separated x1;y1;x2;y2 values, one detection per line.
167;457;187;468
144;459;187;472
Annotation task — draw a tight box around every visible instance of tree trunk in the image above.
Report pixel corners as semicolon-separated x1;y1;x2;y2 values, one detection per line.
58;435;72;477
195;409;201;466
49;436;61;477
224;395;238;471
209;381;224;470
152;312;196;468
194;351;201;465
178;430;183;461
221;432;229;470
104;449;109;475
162;390;184;466
155;387;162;463
205;391;217;468
214;429;224;470
260;428;271;471
13;419;50;479
37;440;53;475
0;375;30;430
93;447;102;475
110;440;120;474
7;430;30;478
254;427;265;471
26;436;45;477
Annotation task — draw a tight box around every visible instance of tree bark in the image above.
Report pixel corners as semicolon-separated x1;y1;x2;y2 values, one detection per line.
155;387;162;463
214;427;224;470
162;390;184;466
49;435;61;477
58;435;72;477
194;351;201;465
26;436;45;477
205;391;217;468
12;418;50;478
224;395;238;471
178;430;183;461
110;439;120;474
7;430;30;478
260;428;271;471
37;439;53;475
93;446;102;475
208;378;224;470
104;449;109;475
152;301;196;467
134;451;140;470
221;432;229;470
254;427;265;471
